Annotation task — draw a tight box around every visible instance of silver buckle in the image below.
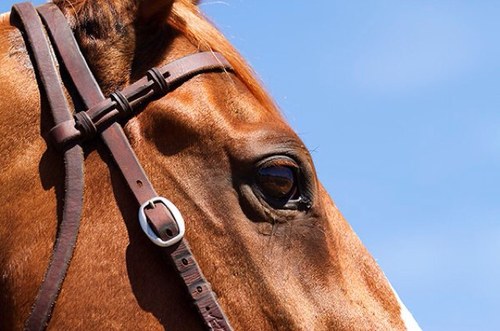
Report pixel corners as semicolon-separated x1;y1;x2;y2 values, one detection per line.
138;197;185;247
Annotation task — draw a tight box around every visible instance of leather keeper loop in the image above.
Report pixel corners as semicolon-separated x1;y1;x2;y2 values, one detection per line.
74;111;97;139
49;119;81;148
147;67;169;95
111;91;133;115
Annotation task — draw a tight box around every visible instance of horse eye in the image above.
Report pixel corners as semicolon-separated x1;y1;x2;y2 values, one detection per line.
255;158;299;202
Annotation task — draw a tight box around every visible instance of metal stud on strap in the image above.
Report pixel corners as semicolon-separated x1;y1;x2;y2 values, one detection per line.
138;197;185;247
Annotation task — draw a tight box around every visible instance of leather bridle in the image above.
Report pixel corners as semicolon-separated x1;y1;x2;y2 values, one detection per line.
11;2;234;330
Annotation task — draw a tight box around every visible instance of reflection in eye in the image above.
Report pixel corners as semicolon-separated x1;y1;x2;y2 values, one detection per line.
256;158;298;202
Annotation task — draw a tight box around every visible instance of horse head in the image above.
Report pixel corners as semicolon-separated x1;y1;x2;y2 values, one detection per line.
0;0;420;329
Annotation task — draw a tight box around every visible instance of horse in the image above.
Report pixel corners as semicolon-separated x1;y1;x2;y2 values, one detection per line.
0;0;421;329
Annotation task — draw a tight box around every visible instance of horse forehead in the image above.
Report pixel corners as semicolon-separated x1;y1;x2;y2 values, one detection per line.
200;73;282;124
162;73;293;140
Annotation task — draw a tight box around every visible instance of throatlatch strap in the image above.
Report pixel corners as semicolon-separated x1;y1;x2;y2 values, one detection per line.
11;3;85;331
34;3;233;330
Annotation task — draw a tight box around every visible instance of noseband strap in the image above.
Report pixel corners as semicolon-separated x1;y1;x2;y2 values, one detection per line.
12;2;233;330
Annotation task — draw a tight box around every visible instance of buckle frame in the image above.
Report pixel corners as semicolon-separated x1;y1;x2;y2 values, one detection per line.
138;197;185;247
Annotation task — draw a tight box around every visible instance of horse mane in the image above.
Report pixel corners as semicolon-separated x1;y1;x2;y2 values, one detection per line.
50;0;278;114
0;12;9;25
168;1;278;114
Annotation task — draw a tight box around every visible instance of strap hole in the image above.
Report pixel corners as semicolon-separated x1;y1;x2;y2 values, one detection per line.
205;306;211;311
136;180;143;187
182;258;189;265
196;286;203;293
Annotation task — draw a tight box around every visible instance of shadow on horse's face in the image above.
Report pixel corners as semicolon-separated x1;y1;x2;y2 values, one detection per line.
0;0;420;329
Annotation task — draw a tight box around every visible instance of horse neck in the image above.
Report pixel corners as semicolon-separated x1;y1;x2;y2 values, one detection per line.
0;13;44;156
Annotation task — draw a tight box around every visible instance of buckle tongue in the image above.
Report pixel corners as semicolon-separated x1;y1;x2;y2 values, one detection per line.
138;197;185;247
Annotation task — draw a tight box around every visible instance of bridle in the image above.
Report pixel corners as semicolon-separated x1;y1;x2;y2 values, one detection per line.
11;2;234;330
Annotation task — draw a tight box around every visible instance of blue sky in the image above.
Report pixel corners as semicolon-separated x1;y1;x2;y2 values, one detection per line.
2;1;499;330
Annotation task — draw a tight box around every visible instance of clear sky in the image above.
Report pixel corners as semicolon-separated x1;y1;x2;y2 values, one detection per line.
2;1;498;330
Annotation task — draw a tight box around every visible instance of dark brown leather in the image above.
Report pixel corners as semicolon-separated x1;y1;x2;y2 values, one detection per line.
13;2;234;330
10;3;85;331
171;241;234;330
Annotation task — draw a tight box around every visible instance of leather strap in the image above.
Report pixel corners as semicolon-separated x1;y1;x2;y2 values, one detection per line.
10;3;85;331
32;3;233;330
